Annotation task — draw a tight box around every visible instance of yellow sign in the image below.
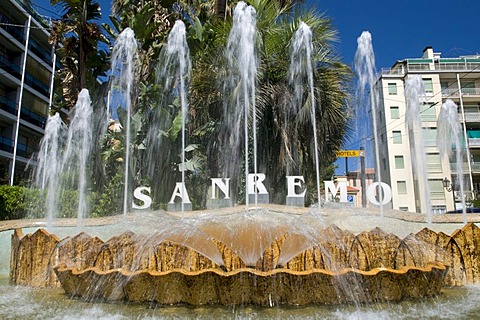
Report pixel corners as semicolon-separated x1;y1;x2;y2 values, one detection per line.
336;150;365;158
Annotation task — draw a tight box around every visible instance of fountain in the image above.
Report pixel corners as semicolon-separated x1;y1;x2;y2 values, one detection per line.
438;99;468;221
405;75;432;222
354;31;384;215
4;1;480;317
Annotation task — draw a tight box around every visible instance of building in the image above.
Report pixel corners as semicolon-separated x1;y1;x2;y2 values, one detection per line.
346;168;376;208
0;0;53;184
377;47;480;213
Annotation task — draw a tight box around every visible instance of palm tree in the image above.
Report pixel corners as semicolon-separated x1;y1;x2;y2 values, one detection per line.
187;0;352;204
49;0;108;110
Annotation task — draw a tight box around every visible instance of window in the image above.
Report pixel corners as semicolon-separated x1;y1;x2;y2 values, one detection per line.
382;158;386;170
397;181;407;194
394;155;404;169
420;104;436;121
423;78;433;94
399;206;409;211
428;179;445;200
422;128;437;146
392;131;402;144
390;106;400;119
426;153;441;172
388;83;397;95
441;81;449;96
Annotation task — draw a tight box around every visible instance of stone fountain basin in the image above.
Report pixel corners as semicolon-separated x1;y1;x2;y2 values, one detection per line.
53;262;447;306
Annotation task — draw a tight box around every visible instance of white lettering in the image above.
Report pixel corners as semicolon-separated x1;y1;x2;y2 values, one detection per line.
211;178;230;199
324;181;348;202
286;176;306;197
169;182;191;204
366;182;392;205
132;186;152;209
247;174;268;194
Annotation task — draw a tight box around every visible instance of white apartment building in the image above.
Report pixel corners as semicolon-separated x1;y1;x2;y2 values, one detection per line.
377;46;480;213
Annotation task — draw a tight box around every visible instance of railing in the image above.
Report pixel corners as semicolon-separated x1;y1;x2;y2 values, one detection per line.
0;96;17;115
29;39;52;66
0;136;36;158
0;11;24;42
468;138;480;147
0;53;21;78
464;112;480;122
382;62;480;76
450;162;480;173
21;107;46;128
0;53;49;96
462;88;480;96
24;73;49;96
0;96;46;128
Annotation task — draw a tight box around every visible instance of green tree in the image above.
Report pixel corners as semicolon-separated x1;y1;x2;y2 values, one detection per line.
49;0;108;110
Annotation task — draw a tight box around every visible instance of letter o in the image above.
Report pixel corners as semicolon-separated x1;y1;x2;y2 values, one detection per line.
366;182;392;205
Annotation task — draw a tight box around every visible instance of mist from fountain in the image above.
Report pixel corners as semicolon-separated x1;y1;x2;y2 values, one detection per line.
223;1;258;207
158;20;191;212
405;75;432;222
289;21;321;209
438;99;467;222
109;27;138;216
32;113;65;227
354;31;384;215
62;89;94;226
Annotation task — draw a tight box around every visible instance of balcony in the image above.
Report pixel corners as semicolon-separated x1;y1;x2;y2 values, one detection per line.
451;162;480;174
0;54;21;79
29;39;52;66
0;11;24;42
0;136;36;159
468;138;480;147
463;112;480;122
0;96;46;128
21;107;46;128
0;96;17;115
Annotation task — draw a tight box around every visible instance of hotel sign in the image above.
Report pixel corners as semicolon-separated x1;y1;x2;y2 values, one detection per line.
336;150;365;158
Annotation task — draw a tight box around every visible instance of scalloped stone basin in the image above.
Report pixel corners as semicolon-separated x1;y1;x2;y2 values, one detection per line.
54;262;447;306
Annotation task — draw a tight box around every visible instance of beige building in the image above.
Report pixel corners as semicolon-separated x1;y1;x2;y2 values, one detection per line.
0;0;53;184
377;47;480;213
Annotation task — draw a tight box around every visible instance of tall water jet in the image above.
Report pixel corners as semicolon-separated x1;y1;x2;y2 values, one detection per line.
289;21;321;208
109;28;138;216
62;89;94;226
354;31;383;215
224;1;258;207
32;113;66;226
405;75;431;221
438;99;467;222
159;20;191;212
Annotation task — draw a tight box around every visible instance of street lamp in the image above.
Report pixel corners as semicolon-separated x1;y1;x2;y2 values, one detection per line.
442;177;453;192
443;177;456;211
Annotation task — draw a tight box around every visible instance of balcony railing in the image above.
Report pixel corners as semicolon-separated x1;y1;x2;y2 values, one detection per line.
21;107;46;128
0;54;21;78
29;39;52;66
463;112;480;122
0;11;24;42
469;138;480;147
0;96;17;115
0;136;36;158
0;96;46;128
382;62;480;76
450;162;480;173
